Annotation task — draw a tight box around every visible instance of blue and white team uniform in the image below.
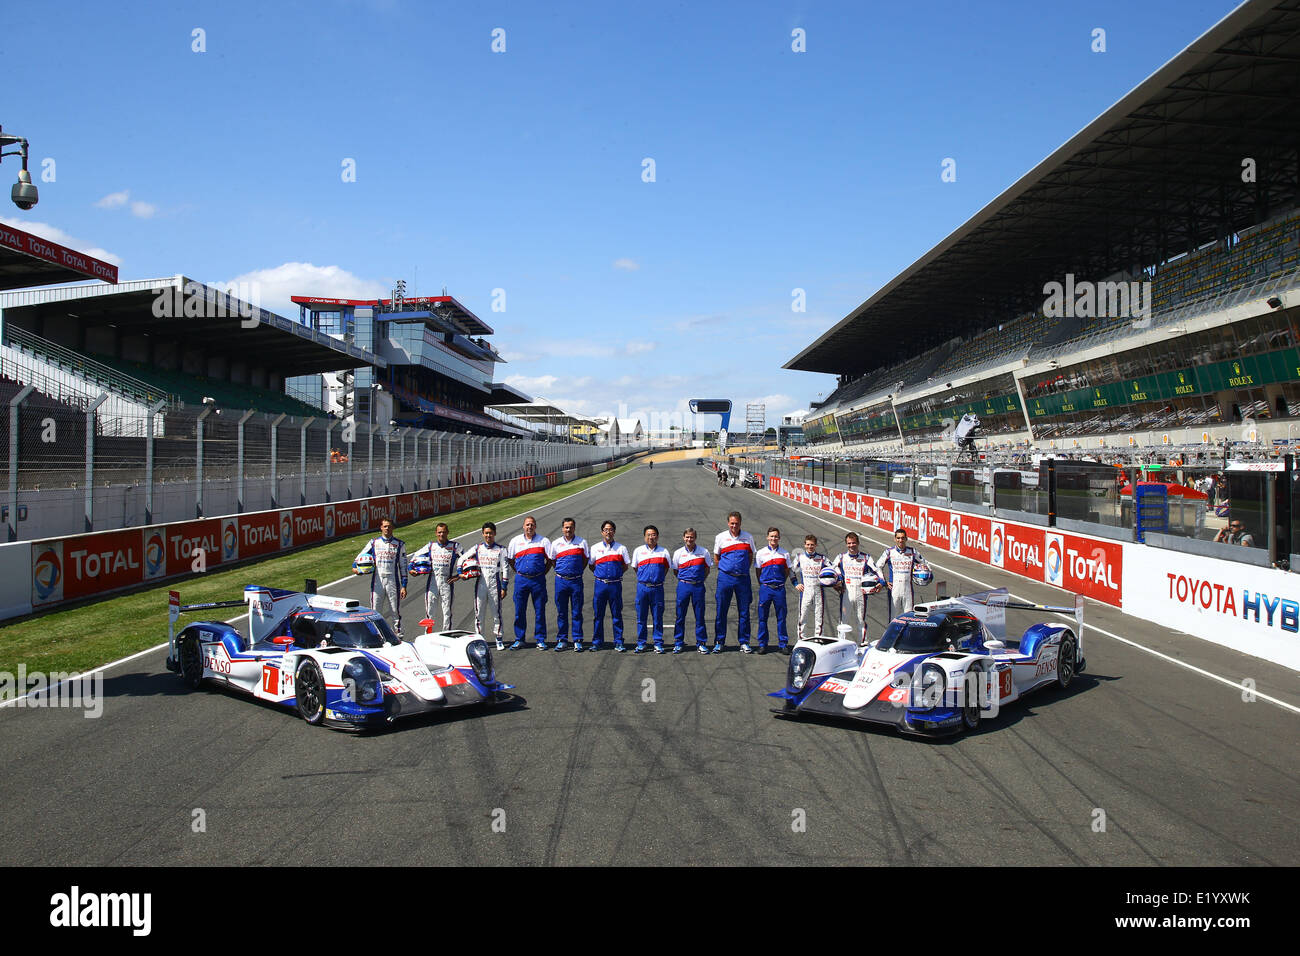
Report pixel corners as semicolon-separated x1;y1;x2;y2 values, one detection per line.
878;544;928;619
354;534;409;635
670;544;712;653
588;539;631;651
753;544;791;652
550;533;590;651
507;531;552;649
630;543;672;653
712;528;756;652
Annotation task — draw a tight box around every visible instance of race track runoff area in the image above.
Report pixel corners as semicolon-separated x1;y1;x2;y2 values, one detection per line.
0;461;1295;866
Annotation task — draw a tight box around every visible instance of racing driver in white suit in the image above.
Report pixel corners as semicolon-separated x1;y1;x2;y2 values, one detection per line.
877;528;929;620
411;522;460;630
353;518;409;636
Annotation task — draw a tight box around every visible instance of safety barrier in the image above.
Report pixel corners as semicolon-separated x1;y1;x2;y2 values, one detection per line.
766;475;1300;670
4;458;631;621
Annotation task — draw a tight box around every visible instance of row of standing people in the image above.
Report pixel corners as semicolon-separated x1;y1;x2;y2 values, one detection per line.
352;513;931;656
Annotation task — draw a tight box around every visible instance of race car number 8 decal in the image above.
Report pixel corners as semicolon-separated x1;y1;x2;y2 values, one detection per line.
999;670;1013;699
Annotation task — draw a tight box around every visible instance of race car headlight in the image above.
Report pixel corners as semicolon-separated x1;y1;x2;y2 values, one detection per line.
917;662;946;709
788;647;815;692
466;639;494;684
343;657;382;704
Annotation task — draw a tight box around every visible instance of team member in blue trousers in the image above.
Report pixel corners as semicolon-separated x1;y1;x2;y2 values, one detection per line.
630;525;672;653
506;515;553;650
712;511;756;653
753;527;791;655
586;520;630;652
671;527;712;654
550;517;589;652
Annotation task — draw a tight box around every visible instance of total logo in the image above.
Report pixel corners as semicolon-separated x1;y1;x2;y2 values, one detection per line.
144;531;167;579
222;520;239;561
324;506;336;538
1045;533;1064;587
990;523;1005;568
949;514;962;553
33;545;63;602
916;507;928;543
280;512;293;549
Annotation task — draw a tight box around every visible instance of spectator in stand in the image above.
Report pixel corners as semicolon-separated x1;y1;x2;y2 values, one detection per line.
1215;520;1255;547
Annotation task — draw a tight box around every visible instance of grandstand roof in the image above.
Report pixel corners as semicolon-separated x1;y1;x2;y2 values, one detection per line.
486;400;601;428
291;294;493;336
787;0;1300;376
489;382;533;405
0;221;119;290
0;277;383;376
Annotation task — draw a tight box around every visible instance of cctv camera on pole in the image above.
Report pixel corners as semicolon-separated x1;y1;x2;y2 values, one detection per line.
0;126;38;210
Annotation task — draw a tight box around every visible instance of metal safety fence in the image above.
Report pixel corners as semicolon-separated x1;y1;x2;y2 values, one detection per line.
724;447;1296;571
2;396;635;540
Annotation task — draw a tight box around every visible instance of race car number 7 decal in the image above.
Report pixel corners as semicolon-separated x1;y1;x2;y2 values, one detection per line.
262;665;279;696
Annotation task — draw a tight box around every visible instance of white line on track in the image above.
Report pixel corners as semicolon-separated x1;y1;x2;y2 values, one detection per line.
755;488;1300;717
0;467;636;710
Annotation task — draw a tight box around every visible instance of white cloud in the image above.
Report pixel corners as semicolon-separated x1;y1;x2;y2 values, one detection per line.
612;257;640;271
222;262;388;315
94;191;129;210
95;189;159;219
624;340;655;355
0;216;122;265
503;374;559;393
504;338;616;361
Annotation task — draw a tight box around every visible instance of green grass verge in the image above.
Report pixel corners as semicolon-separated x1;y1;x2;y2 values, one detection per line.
0;464;635;677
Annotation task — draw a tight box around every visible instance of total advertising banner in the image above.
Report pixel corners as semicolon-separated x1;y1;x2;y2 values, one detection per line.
768;478;1122;608
26;463;628;611
1121;546;1300;670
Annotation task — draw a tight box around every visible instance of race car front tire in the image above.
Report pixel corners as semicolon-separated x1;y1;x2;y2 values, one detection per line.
179;634;205;690
961;671;982;732
296;660;327;726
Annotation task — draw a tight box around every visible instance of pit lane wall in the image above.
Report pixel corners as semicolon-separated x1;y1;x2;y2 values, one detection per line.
767;476;1300;671
3;461;629;621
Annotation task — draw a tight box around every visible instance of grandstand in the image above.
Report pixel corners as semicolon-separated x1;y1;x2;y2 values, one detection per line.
291;292;533;438
787;0;1300;456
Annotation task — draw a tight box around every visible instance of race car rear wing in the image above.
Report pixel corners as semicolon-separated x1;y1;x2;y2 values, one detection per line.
956;588;1085;656
166;579;352;660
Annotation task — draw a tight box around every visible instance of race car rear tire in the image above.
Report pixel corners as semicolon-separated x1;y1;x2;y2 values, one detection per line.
179;634;205;690
1056;635;1077;690
296;661;327;726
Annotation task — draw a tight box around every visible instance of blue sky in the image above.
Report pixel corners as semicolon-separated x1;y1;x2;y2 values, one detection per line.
2;0;1244;429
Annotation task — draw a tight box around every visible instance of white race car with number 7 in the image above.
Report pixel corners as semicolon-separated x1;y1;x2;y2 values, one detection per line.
769;588;1086;736
165;581;512;731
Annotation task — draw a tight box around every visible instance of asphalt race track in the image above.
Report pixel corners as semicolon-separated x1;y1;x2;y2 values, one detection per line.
1;460;1296;866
